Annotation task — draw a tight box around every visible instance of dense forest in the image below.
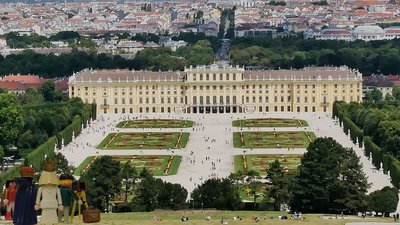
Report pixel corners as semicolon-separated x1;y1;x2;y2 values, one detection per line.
229;37;400;76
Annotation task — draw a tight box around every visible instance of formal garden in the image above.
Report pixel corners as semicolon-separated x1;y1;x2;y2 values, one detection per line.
234;154;302;176
117;119;194;128
74;155;181;176
97;132;190;149
233;131;316;148
232;118;308;127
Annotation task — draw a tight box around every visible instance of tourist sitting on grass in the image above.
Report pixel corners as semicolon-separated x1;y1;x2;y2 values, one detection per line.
205;215;211;221
220;218;228;224
181;216;189;222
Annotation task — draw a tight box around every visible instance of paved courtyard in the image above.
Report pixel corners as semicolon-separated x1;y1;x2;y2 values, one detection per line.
59;112;397;210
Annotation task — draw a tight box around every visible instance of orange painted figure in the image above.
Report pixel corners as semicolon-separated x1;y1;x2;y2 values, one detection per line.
2;178;17;220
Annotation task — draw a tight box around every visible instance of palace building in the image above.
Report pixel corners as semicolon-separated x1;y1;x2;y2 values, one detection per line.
68;64;362;114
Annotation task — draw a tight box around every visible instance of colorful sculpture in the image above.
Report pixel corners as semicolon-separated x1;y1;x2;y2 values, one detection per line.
2;178;17;220
35;159;63;224
58;174;80;223
13;166;37;225
70;181;88;222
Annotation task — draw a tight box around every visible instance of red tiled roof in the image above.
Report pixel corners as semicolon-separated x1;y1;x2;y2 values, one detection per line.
1;75;45;84
0;81;27;91
55;79;69;90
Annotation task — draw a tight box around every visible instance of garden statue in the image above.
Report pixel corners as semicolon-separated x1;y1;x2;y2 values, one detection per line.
58;174;80;223
2;178;17;220
35;159;63;224
13;166;37;225
380;162;383;171
72;131;75;142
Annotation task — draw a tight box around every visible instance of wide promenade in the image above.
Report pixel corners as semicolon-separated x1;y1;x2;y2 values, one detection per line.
60;112;396;209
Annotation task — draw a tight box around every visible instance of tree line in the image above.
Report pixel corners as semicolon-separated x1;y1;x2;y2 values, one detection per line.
0;40;215;78
333;87;400;192
80;137;397;214
230;37;400;75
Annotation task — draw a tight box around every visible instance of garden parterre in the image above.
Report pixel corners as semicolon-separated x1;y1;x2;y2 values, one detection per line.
234;154;302;176
97;132;190;149
233;131;316;148
74;155;182;176
117;119;194;128
232;118;308;127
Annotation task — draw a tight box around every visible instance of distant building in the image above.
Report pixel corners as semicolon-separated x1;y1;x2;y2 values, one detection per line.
235;23;277;38
304;25;400;41
0;74;47;93
69;65;362;115
362;74;393;97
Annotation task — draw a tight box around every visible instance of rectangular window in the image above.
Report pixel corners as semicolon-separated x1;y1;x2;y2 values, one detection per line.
259;106;262;112
265;106;269;112
297;106;300;112
114;98;118;104
312;106;316;112
281;106;284;112
122;108;125;113
114;108;118;113
274;106;278;112
305;106;308;112
129;108;133;113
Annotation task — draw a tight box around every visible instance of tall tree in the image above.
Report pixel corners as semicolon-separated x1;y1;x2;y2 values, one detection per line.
290;137;368;213
120;161;138;202
367;186;398;215
191;178;242;210
0;145;4;170
267;159;295;210
82;156;122;212
0;94;24;148
39;81;56;102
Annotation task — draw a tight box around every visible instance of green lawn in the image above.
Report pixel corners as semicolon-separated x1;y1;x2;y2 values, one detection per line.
69;211;393;225
232;118;308;127
74;155;182;176
234;155;302;176
74;156;96;176
117;119;194;128
97;132;190;149
233;131;316;148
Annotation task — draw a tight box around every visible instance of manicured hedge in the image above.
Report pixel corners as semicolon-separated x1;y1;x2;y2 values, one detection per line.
0;102;97;198
57;115;82;147
25;136;58;171
335;101;400;189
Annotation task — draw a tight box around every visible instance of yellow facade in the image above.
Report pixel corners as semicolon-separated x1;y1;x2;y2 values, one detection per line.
68;65;362;114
